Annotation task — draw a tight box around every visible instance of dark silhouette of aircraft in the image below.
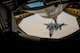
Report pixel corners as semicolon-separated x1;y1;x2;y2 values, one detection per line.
44;21;67;37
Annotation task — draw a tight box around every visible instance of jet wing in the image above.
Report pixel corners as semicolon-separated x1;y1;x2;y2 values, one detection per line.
57;23;67;30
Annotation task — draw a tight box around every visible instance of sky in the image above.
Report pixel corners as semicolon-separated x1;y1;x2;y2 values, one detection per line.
26;1;44;8
18;11;79;39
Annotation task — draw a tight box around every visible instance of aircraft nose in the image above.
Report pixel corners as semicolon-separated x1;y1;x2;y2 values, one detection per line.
50;34;52;37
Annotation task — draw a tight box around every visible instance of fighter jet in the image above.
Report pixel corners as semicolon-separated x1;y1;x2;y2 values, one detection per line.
44;21;67;37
